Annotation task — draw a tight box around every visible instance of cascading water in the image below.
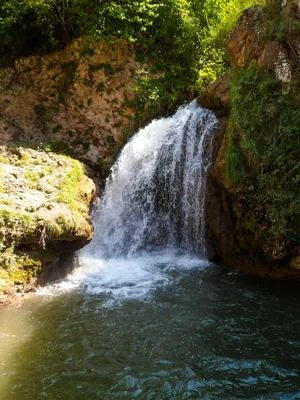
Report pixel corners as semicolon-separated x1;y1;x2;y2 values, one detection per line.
39;101;217;301
83;100;217;259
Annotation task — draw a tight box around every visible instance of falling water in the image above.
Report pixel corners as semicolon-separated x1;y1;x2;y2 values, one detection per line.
37;101;217;301
85;100;217;259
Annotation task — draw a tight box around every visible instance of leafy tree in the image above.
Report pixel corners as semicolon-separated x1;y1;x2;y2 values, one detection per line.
0;0;265;112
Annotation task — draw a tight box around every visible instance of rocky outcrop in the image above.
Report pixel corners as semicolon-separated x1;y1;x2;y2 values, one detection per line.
197;72;230;117
227;4;297;83
199;1;300;279
0;146;95;303
0;38;143;178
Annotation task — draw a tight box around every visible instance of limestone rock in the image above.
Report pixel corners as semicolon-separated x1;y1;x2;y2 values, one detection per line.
0;38;143;177
0;145;95;299
228;6;265;68
258;41;292;82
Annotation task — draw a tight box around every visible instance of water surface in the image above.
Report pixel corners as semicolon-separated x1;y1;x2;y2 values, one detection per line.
1;254;300;399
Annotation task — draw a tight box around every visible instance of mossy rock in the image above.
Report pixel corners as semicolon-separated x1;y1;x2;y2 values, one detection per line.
0;145;96;294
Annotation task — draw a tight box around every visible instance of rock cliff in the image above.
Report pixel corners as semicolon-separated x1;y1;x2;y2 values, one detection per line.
0;146;95;303
200;0;300;279
0;38;142;178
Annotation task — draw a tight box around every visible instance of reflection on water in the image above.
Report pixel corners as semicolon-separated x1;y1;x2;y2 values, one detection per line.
1;258;300;400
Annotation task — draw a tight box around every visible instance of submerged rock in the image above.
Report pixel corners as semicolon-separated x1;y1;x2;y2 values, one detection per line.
0;146;95;302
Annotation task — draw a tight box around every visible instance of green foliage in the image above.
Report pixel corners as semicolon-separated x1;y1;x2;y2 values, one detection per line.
228;66;300;251
259;0;300;45
0;0;265;116
195;0;266;90
0;0;75;65
48;139;74;156
226;119;248;186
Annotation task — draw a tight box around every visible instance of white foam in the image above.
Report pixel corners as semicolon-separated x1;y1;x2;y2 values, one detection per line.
37;250;210;304
37;101;216;305
83;101;217;258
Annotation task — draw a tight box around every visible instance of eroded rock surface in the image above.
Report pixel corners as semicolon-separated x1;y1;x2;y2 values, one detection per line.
0;39;142;177
0;146;95;303
200;1;300;280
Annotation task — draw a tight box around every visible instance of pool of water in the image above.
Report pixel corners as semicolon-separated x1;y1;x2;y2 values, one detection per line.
1;254;300;399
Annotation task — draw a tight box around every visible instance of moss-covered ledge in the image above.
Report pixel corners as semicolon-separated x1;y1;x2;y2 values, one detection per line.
202;1;300;280
0;146;95;303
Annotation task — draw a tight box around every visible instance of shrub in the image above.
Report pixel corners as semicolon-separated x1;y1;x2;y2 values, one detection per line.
0;0;265;115
228;66;300;251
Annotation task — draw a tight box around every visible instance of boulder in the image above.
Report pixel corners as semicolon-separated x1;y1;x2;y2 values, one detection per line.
0;146;95;302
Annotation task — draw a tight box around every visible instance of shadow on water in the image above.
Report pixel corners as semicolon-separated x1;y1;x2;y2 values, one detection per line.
1;263;300;400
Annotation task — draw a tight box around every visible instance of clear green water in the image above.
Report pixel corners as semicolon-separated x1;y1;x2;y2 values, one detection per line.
1;259;300;400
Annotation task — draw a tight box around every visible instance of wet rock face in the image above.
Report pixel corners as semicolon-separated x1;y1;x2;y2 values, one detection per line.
0;146;95;301
227;6;265;68
201;2;300;280
0;39;142;176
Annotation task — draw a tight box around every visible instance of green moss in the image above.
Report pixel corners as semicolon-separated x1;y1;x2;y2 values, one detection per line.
0;156;10;164
61;61;78;85
227;140;246;187
89;63;115;75
25;168;51;190
79;43;94;57
55;60;78;105
8;258;42;284
56;213;76;235
25;170;40;183
15;152;31;166
106;135;116;148
52;124;62;133
57;160;84;210
0;210;32;230
58;92;65;104
228;66;300;251
7;252;42;284
48;140;75;157
0;166;3;192
96;81;105;92
96;157;110;180
37;214;76;240
0;242;42;284
0;210;35;251
1;199;12;207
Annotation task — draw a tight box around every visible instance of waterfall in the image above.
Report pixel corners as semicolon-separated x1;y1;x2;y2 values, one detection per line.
38;101;217;301
84;101;217;259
